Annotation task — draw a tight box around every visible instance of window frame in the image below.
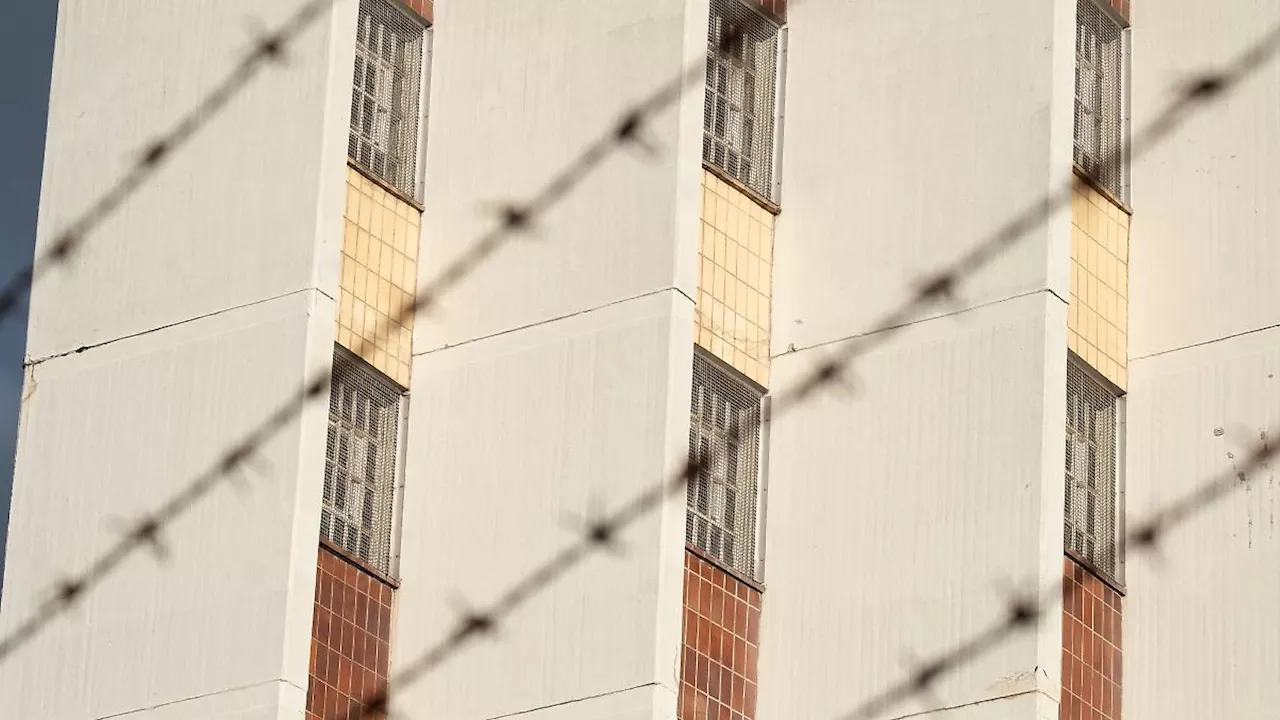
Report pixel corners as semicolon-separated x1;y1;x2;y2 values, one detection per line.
320;344;408;578
703;0;784;205
686;346;768;582
1063;352;1125;585
348;0;429;202
1072;0;1131;205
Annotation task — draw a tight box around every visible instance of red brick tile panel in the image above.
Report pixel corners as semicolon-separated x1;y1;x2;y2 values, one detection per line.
403;0;433;24
306;544;395;720
1108;0;1130;23
1060;556;1122;720
747;0;786;22
678;551;761;720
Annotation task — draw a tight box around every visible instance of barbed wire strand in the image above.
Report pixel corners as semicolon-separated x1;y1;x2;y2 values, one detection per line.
0;1;1274;717
337;17;1280;720
0;0;342;327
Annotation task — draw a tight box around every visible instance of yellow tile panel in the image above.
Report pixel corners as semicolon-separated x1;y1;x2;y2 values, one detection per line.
1067;182;1129;390
335;166;422;387
694;170;775;388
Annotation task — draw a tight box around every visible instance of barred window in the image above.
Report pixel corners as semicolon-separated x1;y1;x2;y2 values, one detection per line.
1074;0;1126;199
322;345;404;575
687;349;764;579
704;0;780;202
1064;357;1120;578
349;0;426;200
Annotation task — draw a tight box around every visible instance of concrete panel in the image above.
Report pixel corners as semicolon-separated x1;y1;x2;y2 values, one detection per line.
759;292;1067;719
1124;5;1280;717
773;0;1076;356
413;0;706;350
26;0;358;359
1127;3;1280;358
1124;328;1280;720
393;291;693;720
0;291;332;719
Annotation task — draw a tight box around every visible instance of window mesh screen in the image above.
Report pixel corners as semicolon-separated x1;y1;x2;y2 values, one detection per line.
322;345;404;575
1074;0;1126;199
1064;357;1119;578
687;349;764;579
704;0;780;201
349;0;425;200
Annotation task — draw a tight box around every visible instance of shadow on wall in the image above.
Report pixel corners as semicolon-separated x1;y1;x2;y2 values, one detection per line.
0;0;60;603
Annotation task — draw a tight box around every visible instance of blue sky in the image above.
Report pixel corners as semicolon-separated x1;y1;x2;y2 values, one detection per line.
0;1;58;585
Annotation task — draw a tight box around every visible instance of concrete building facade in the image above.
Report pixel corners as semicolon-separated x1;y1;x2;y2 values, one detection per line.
2;0;1278;719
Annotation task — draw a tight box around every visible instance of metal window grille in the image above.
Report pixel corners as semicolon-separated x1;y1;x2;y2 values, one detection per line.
349;0;425;199
1064;357;1120;578
321;345;404;575
1074;0;1126;199
704;0;780;201
687;349;764;579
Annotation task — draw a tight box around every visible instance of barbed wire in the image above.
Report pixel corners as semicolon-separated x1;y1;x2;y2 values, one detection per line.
335;16;1280;720
0;0;339;327
0;3;1275;720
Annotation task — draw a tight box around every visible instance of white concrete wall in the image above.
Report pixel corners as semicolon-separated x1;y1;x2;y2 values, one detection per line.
393;1;708;718
0;294;332;719
0;0;359;717
398;294;694;720
23;0;353;362
1124;3;1280;718
770;0;1076;355
761;1;1077;718
411;0;706;352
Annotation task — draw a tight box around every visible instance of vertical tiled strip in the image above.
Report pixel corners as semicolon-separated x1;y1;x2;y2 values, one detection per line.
686;3;778;716
318;165;419;713
679;552;762;720
1064;178;1129;720
307;545;395;720
683;156;775;720
1061;10;1130;719
310;4;428;716
1061;558;1123;720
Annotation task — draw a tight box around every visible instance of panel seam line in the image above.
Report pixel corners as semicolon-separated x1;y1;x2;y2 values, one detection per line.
881;688;1053;720
92;677;306;719
24;287;325;368
1129;320;1280;362
773;287;1056;359
479;682;659;720
412;285;693;357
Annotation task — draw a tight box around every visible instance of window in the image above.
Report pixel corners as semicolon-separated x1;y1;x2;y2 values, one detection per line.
1074;0;1127;200
349;0;426;200
1064;356;1120;578
687;349;764;579
704;0;781;202
321;345;405;575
